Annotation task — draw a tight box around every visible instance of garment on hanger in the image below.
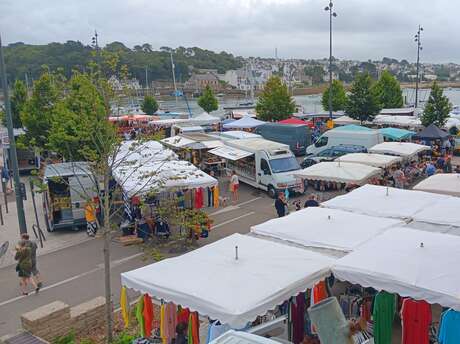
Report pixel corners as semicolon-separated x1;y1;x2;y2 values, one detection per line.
120;287;129;328
438;309;460;344
213;186;219;208
188;312;200;344
313;281;328;304
400;298;431;344
291;292;306;344
194;188;204;209
143;294;154;337
373;291;395;344
160;304;167;344
207;187;212;207
177;306;190;325
136;296;145;337
206;321;231;344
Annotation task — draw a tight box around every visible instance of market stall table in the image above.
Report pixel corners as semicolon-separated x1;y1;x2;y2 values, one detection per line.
251;207;402;252
335;153;402;168
294;162;381;185
332;227;460;311
121;233;334;328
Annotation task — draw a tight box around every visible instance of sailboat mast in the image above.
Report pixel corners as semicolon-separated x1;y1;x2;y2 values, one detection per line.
170;51;178;104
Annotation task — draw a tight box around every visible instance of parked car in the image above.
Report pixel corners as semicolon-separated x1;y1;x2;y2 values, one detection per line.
300;145;367;168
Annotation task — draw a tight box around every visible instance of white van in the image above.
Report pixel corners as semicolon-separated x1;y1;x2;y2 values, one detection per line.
209;138;303;198
306;128;384;156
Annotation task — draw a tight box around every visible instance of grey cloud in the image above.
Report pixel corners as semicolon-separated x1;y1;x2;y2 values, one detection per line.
0;0;459;63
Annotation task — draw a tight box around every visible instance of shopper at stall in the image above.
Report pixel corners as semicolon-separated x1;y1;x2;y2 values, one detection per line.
444;157;453;173
230;171;239;203
304;194;320;208
425;161;436;177
275;192;288;217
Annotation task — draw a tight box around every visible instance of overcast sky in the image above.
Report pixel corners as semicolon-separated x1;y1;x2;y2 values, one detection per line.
1;0;459;63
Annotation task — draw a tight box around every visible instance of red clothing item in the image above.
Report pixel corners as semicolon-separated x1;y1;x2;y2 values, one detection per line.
177;307;190;325
194;188;203;209
143;294;154;337
313;281;328;304
401;298;432;344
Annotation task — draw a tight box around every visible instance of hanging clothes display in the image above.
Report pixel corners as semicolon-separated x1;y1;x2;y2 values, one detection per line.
207;187;213;207
213;186;219;208
313;281;328;304
400;298;431;344
188;312;200;344
177;306;190;325
194;188;204;209
206;321;231;344
160;304;167;344
166;303;177;343
372;291;395;344
438;309;460;344
291;292;306;344
120;287;129;328
136;296;145;337
143;294;154;337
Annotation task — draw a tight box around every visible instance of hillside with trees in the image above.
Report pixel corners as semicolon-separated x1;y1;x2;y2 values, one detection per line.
3;41;243;84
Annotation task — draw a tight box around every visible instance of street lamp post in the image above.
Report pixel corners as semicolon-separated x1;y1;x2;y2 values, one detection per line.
414;25;423;108
0;34;27;234
325;2;337;120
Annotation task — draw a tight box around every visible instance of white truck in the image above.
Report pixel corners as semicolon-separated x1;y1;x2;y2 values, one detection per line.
306;127;384;156
208;138;303;198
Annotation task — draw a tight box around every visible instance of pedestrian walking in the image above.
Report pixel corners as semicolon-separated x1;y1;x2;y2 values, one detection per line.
85;201;98;237
20;234;42;288
14;240;38;295
229;170;239;204
274;192;287;217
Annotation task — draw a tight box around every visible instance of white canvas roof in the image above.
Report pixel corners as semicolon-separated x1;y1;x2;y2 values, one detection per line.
294;162;381;185
210;331;281;344
113;160;217;197
251;207;402;252
369;142;430;157
413;173;460;197
332;227;460;311
208;146;254;161
412;197;460;228
220;131;261;140
323;184;449;219
161;136;196;148
333;116;361;125
373;115;422;128
335;153;402;168
223;117;265;129
121;234;334;328
191;113;221;125
114;140;177;166
200;140;225;149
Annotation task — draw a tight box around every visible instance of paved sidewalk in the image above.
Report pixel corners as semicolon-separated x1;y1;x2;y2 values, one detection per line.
0;177;90;268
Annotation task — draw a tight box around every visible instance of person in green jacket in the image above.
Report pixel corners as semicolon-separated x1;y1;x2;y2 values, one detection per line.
14;241;38;295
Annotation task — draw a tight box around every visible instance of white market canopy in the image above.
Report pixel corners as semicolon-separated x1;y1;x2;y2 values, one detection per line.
114;140;177;166
121;233;334;328
220;131;261;140
161;135;197;148
373;115;422;128
369;142;430;158
332;227;460;311
190;113;221;125
113;160;217;197
412;197;460;228
333;116;361;125
223;116;265;129
251;207;402;252
208;146;253;161
413;173;460;197
323;184;449;219
294;162;381;185
335;153;402;168
210;331;281;344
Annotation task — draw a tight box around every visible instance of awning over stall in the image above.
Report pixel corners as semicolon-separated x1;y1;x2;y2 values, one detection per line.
378;127;415;141
413;173;460;197
332;227;460;311
161;136;196;148
335;153;402;168
251;207;402;252
412;196;460;228
121;234;334;328
208;146;254;161
223;117;265;129
114;140;177;166
369;142;430;157
323;184;449;219
294;162;381;185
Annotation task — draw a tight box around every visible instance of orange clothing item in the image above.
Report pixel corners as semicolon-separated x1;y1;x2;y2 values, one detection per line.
143;294;154;337
191;312;200;344
313;281;328;304
85;204;96;222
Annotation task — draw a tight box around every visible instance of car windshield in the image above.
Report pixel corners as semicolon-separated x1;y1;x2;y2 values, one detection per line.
269;157;300;173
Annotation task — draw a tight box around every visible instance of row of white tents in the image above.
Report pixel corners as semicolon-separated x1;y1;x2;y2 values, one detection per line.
122;183;460;329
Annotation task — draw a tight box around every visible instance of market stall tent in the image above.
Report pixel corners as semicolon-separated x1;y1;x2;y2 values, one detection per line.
121;234;334;328
114;140;177;166
294;162;381;185
413;173;460;197
161;135;197;149
415;123;449;141
369;142;430;157
251;207;402;252
332;227;460;311
210;330;281;344
333;116;361;126
223;116;265;129
378;127;415;141
412;196;460;228
190;112;221;125
278;118;314;128
323;184;449;219
335;153;402;168
373;115;422;128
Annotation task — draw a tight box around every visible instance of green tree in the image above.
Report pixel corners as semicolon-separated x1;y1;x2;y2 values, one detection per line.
256;76;295;121
373;70;403;108
20;71;60;149
421;82;452;127
321;80;347;112
141;95;159;115
197;85;218;113
1;80;28;128
345;72;381;124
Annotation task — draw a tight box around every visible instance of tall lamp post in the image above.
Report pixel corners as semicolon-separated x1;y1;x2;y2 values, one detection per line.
0;34;27;234
325;1;337;120
414;25;423;108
